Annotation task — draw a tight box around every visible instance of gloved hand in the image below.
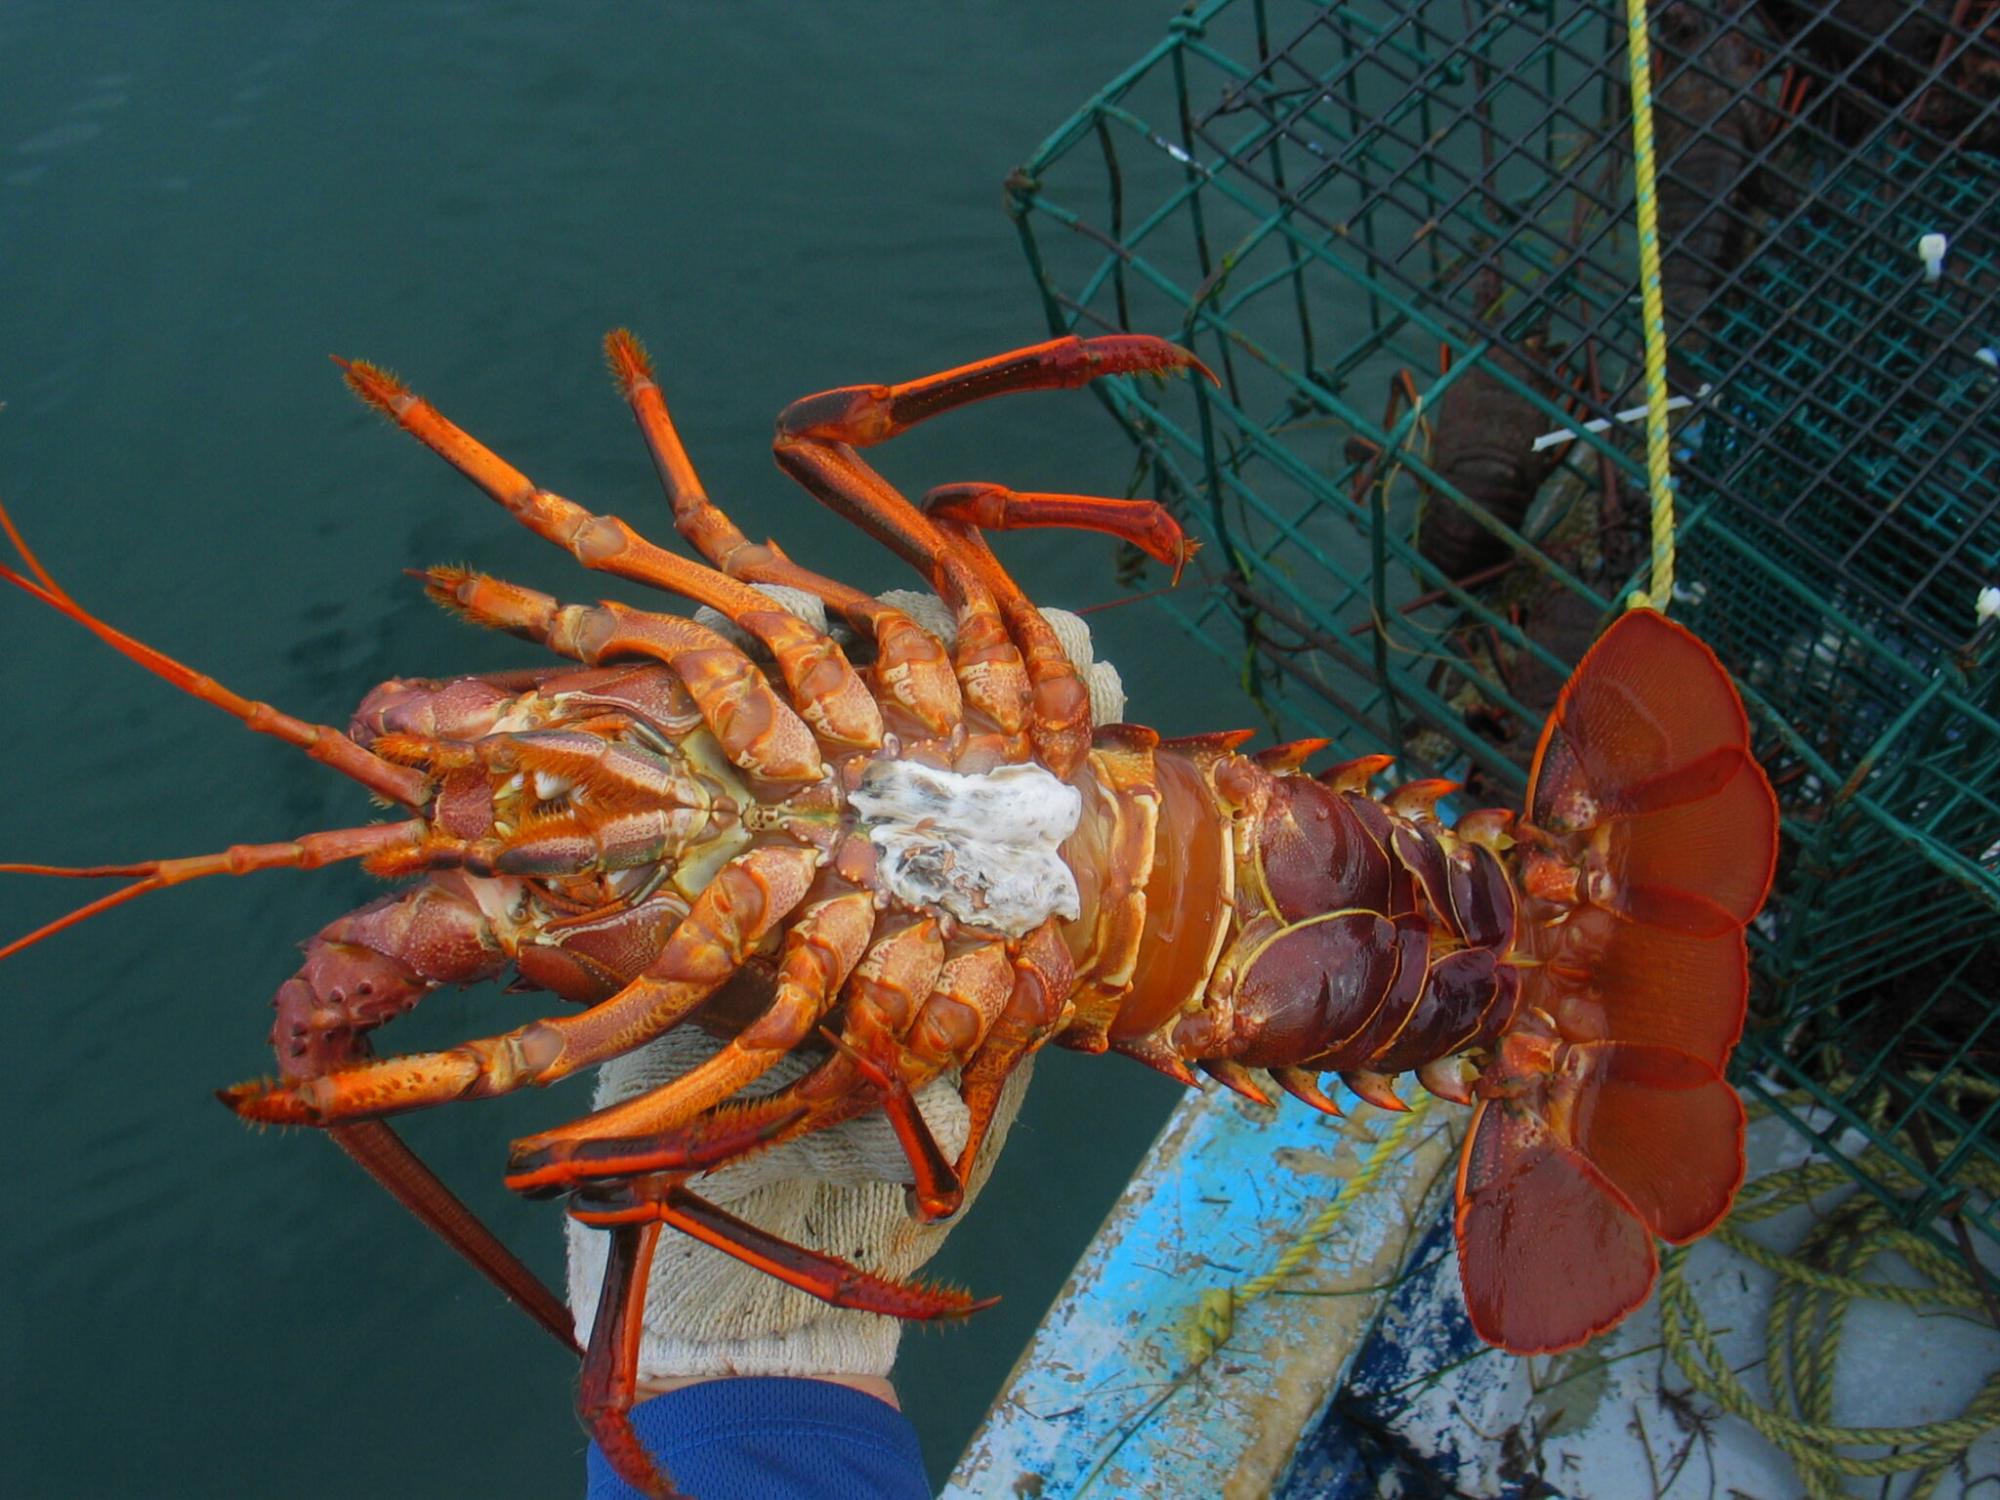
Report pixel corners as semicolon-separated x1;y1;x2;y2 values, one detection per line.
565;1040;1033;1385
565;586;1124;1389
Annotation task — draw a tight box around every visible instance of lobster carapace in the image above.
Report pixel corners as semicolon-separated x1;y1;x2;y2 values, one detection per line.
1;331;1776;1498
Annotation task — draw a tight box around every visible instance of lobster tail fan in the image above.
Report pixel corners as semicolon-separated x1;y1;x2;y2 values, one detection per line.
1455;1099;1658;1354
1454;609;1776;1354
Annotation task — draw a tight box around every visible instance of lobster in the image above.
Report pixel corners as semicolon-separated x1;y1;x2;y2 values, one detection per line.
1344;339;1578;588
1;330;1777;1499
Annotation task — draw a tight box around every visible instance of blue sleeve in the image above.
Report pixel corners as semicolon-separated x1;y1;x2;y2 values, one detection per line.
585;1376;932;1500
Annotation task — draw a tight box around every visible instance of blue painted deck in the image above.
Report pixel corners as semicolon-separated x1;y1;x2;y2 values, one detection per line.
942;1083;1459;1498
949;1099;2000;1498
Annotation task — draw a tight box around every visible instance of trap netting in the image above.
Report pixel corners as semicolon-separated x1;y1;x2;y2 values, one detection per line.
1007;0;2000;1248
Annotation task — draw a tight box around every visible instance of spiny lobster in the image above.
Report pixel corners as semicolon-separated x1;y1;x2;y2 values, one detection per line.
1;330;1777;1498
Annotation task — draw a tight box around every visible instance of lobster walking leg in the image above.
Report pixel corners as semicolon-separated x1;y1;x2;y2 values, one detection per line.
604;329;965;741
506;916;948;1192
923;483;1197;581
421;567;824;784
577;1222;683;1499
220;844;820;1124
933;919;1076;1218
929;519;1094;776
768;336;1212;772
277;881;580;1352
508;889;879;1155
835;937;1016;1220
336;359;882;755
772;334;1214;446
568;1179;994;1320
773;438;1031;751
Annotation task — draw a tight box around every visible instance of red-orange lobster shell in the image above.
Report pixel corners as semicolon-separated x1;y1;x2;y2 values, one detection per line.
1;333;1776;1497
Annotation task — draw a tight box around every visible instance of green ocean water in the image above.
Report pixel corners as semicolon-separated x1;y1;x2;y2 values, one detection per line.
0;4;1262;1494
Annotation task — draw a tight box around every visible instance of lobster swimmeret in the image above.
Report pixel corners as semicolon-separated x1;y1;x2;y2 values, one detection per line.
1;331;1777;1499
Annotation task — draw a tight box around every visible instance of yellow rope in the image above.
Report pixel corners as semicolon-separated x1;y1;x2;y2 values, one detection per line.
1659;1125;2000;1498
1181;1092;1435;1362
1623;0;1677;613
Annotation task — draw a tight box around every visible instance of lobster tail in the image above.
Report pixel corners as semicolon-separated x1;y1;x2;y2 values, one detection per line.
1454;609;1777;1353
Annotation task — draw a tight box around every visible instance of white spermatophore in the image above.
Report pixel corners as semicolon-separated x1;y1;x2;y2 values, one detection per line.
850;759;1083;939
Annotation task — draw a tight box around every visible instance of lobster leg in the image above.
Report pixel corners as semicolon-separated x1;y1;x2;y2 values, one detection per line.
275;882;579;1353
922;483;1198;582
570;1180;994;1320
333;1120;578;1355
220;843;819;1124
929;518;1093;776
772;334;1214;447
773;438;1031;752
336;359;882;755
577;1222;684;1499
506;916;948;1192
943;919;1076;1212
836;937;1016;1221
769;337;1212;771
420;566;824;784
604;329;965;742
508;889;879;1156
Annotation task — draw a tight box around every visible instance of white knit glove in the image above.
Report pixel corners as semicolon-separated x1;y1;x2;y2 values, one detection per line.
564;1041;1033;1380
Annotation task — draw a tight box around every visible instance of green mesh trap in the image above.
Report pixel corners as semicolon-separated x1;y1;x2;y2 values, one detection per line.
1008;0;2000;1245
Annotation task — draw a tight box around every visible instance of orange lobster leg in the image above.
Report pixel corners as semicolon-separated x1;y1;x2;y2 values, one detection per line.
576;1222;682;1499
337;359;881;754
768;337;1212;772
506;917;949;1194
570;1181;994;1321
923;483;1199;582
949;920;1077;1196
504;1096;811;1197
821;1026;966;1222
508;890;879;1155
773;334;1214;448
219;844;819;1125
774;438;1031;750
795;935;1019;1223
606;331;964;742
422;567;823;785
930;519;1093;776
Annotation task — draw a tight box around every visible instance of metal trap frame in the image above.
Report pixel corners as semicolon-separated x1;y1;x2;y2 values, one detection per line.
1007;0;2000;1246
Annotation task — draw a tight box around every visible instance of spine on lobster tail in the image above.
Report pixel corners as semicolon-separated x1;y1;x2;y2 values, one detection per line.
1454;608;1778;1353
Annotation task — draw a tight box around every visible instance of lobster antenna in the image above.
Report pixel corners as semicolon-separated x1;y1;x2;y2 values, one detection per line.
0;819;427;963
0;500;428;808
0;490;69;602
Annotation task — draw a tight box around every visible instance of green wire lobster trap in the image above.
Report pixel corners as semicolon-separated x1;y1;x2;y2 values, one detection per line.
1008;0;1999;1247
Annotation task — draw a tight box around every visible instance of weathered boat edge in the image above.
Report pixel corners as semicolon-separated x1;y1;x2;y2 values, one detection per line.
942;1083;1461;1499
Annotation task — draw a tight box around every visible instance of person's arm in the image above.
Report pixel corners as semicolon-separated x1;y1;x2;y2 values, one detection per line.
585;1376;929;1500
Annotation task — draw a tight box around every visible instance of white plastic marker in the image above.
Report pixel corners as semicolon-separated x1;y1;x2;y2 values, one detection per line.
1919;232;1949;282
1532;383;1712;453
1979;585;2000;624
